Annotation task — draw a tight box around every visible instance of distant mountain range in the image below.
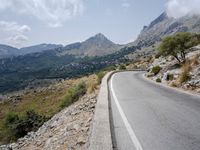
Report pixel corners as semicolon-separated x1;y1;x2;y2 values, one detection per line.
0;43;62;59
1;13;200;59
0;33;132;93
0;33;122;59
1;12;200;93
132;12;200;48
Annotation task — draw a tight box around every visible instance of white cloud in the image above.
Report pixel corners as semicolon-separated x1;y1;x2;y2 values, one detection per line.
0;21;31;47
18;25;31;32
7;35;29;46
0;0;85;27
166;0;200;18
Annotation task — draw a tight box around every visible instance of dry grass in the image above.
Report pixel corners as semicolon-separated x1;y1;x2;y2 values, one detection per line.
170;82;178;87
179;60;192;84
172;54;200;86
86;76;98;94
126;59;150;70
191;54;200;66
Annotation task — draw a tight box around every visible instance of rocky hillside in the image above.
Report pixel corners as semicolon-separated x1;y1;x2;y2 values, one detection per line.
0;92;97;150
0;73;99;148
132;13;200;48
146;46;200;94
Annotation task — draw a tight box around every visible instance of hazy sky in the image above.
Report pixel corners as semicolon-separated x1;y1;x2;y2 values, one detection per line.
0;0;199;48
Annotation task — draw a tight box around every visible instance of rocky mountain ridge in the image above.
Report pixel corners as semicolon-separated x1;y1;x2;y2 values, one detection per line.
132;12;200;48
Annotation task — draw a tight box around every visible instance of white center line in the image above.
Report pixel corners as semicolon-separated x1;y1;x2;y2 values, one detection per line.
110;74;143;150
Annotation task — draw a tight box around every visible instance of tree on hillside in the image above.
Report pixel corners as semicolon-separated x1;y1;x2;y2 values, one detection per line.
158;32;200;64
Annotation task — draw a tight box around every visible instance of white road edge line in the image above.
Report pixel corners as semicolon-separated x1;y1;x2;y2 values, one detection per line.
110;74;143;150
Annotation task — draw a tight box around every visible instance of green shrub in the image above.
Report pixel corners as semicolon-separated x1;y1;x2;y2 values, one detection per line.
151;66;162;75
167;74;174;81
156;78;162;83
60;81;86;108
5;112;19;126
5;110;47;140
119;64;126;70
102;66;116;72
96;71;107;84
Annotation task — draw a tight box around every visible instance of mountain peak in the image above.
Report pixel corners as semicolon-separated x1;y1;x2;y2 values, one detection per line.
148;12;168;29
94;33;107;38
61;33;121;57
85;33;114;44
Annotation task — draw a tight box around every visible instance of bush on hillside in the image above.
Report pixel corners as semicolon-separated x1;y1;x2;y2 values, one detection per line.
119;64;126;70
158;32;200;64
156;78;162;83
102;66;116;72
96;71;107;84
5;110;47;140
166;74;174;81
60;81;86;108
151;66;162;75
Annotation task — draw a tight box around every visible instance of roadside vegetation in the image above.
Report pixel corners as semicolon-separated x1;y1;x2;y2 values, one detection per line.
4;110;48;142
156;78;162;83
60;81;87;109
145;32;200;94
179;61;192;84
151;66;162;75
96;65;117;84
158;32;200;64
119;64;126;70
166;74;174;81
0;64;119;145
0;74;97;145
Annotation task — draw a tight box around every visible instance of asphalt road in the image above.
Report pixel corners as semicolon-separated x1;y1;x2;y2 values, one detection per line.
109;71;200;150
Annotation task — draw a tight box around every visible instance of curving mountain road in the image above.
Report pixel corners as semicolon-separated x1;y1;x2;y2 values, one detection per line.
109;71;200;150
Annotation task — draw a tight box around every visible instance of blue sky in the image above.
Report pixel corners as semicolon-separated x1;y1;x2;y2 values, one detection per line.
1;0;197;48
